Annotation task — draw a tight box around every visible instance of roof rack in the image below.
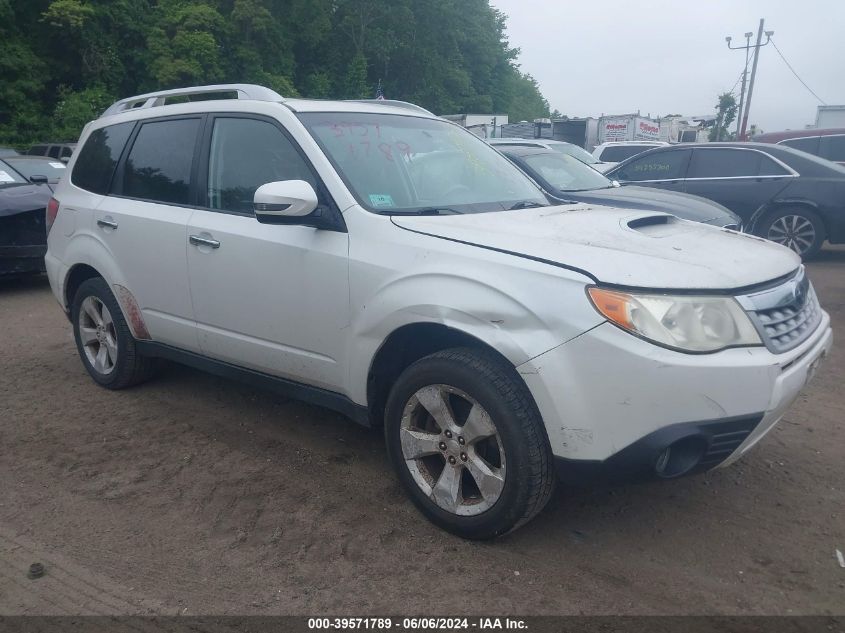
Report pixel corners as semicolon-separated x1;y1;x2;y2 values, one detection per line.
345;99;434;116
101;84;285;118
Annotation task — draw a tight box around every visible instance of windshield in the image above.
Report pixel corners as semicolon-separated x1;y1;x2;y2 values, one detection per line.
521;152;613;191
300;113;547;214
551;143;600;165
5;157;67;183
0;160;28;185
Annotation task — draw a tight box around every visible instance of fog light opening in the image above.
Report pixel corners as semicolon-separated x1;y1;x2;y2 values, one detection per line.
654;436;707;478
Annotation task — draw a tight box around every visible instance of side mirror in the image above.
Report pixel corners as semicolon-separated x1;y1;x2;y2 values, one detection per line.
254;180;318;219
30;175;49;185
60;156;71;164
253;180;347;232
611;180;621;187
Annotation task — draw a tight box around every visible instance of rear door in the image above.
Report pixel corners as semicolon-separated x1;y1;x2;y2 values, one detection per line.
683;148;794;223
185;113;350;391
94;116;203;351
610;148;690;193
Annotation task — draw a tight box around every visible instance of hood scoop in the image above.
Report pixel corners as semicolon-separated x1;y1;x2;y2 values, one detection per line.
627;213;675;232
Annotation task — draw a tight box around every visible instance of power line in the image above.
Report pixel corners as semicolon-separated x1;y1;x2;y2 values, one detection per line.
770;38;827;105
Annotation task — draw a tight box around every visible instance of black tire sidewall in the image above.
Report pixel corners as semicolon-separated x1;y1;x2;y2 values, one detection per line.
385;351;543;539
71;277;134;388
760;207;825;260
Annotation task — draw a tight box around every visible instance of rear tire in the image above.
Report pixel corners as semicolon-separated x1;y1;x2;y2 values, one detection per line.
71;277;156;389
384;347;555;539
759;207;825;260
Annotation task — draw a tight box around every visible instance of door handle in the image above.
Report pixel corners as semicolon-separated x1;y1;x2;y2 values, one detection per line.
97;219;118;230
189;235;220;249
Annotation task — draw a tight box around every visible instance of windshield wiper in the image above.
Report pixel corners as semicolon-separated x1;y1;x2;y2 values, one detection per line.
388;207;460;216
508;200;546;210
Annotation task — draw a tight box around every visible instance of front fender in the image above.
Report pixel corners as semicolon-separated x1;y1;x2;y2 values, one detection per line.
346;267;603;405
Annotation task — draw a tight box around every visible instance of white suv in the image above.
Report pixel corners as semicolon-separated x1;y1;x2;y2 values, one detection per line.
45;84;832;539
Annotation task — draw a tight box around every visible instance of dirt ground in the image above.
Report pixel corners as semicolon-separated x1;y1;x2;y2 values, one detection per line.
1;247;843;616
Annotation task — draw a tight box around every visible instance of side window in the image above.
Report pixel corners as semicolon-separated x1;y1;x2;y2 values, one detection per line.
819;135;845;163
758;154;790;176
206;117;317;214
688;149;761;178
122;118;201;205
614;150;690;181
71;122;134;194
28;145;47;156
780;136;820;155
60;146;73;159
47;146;60;159
600;145;654;163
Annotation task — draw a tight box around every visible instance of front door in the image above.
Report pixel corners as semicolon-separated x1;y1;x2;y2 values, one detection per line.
186;115;350;392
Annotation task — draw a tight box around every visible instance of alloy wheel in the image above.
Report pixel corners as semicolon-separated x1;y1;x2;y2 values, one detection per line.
767;214;816;256
399;384;506;516
78;296;118;375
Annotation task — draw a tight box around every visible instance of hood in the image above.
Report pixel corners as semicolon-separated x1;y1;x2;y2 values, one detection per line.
560;185;741;227
0;183;51;218
391;205;799;290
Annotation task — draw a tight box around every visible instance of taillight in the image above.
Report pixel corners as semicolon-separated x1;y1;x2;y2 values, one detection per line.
46;197;60;235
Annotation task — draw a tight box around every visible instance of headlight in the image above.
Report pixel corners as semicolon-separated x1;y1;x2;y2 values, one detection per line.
587;287;762;353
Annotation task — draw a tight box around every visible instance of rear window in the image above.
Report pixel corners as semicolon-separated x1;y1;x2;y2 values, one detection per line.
820;135;845;162
72;122;134;194
121;118;200;205
599;145;656;162
780;136;820;155
28;145;47;156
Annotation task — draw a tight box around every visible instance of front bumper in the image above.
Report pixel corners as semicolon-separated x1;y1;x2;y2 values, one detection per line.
518;311;832;480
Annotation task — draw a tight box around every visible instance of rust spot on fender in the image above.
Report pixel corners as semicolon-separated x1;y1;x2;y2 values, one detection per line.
113;284;150;340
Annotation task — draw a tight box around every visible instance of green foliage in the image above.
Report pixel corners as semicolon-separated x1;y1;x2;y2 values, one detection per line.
710;92;738;141
0;0;551;146
52;85;115;141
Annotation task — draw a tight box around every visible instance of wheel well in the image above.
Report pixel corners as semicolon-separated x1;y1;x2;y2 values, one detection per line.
366;323;514;427
753;202;826;238
64;264;101;308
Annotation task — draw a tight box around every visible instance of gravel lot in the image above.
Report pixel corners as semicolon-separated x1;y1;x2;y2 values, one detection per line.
1;247;843;616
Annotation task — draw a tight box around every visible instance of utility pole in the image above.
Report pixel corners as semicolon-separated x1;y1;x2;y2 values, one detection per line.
726;19;773;140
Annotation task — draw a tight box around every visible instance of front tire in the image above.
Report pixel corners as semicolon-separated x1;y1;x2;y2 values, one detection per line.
759;207;825;260
384;347;555;539
71;277;156;389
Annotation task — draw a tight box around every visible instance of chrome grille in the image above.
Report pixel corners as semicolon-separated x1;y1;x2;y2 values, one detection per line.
741;269;822;354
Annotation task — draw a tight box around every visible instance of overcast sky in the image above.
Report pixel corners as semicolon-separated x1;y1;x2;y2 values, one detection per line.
489;0;845;132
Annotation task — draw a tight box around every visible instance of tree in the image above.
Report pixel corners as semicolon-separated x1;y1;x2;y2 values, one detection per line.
710;92;738;142
0;0;555;146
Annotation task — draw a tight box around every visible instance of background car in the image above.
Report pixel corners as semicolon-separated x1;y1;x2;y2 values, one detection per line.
591;141;670;170
27;142;77;163
498;145;741;229
754;128;845;166
488;138;610;170
0;155;68;189
606;142;845;259
0;167;50;277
